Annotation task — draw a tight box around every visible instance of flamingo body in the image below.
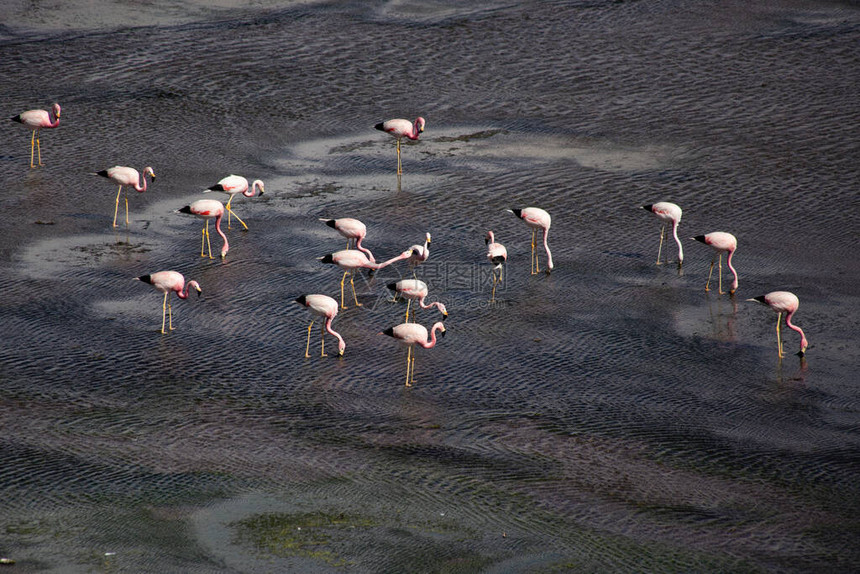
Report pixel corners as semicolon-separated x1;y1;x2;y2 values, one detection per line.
204;175;264;230
11;102;60;167
642;202;683;266
508;207;553;274
747;291;809;357
387;279;448;321
319;248;413;309
374;116;425;175
295;294;345;357
381;321;446;386
179;199;229;259
693;232;738;294
320;217;375;262
94;165;156;227
134;270;201;334
408;232;432;275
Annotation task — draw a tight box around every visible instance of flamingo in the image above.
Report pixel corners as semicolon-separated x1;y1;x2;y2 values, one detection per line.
319;248;413;309
485;231;508;301
134;271;201;334
204;175;264;230
381;321;446;386
93;166;156;228
747;291;809;358
178;199;229;259
295;294;345;358
507;208;553;274
11;102;60;168
692;232;738;294
407;232;431;277
387;279;448;323
642;202;683;267
374;116;425;175
320;218;375;262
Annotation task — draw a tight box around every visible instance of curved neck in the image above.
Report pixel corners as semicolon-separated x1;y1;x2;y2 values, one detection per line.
373;250;411;270
213;214;229;256
325;318;346;351
726;250;739;290
133;170;149;192
419;325;442;349
49;111;60;127
248;180;263;197
671;220;683;262
355;238;375;263
784;310;808;350
418;297;442;311
542;227;553;270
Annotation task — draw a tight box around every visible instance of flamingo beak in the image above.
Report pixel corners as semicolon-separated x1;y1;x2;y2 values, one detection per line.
442;312;449;321
439;327;447;338
195;287;203;298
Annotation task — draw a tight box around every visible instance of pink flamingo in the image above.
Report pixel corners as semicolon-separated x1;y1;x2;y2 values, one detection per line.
692;232;738;294
747;291;809;358
381;321;446;386
485;231;508;301
642;202;683;267
374;116;425;175
320;218;375;262
93;166;156;227
295;294;345;358
407;232;431;277
134;271;201;334
204;174;265;230
507;207;553;274
319;248;413;309
11;102;60;168
178;199;229;259
387;279;448;322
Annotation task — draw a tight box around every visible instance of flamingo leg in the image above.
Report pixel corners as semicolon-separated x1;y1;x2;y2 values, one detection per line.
776;312;784;358
225;205;249;231
491;272;499;302
656;225;666;265
410;348;417;386
160;291;168;334
350;273;363;307
125;196;129;227
717;254;724;295
405;299;412;322
205;220;213;259
396;139;402;175
405;346;414;386
168;302;174;331
705;255;715;291
320;322;327;357
36;131;43;167
339;271;348;309
113;186;123;228
225;196;234;229
28;130;37;168
304;321;314;358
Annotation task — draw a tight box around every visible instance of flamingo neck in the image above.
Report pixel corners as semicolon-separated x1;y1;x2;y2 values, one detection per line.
374;250;411;270
134;170;149;192
542;227;554;270
49;111;60;127
671;220;683;263
325;318;346;353
421;325;442;349
214;214;229;256
355;238;376;263
785;311;808;351
726;250;739;290
248;180;263;197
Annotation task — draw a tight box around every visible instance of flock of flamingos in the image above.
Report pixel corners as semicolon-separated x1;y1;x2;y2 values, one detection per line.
12;104;809;385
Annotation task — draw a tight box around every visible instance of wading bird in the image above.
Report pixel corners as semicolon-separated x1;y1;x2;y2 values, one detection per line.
374;117;425;175
320;218;375;262
381;321;446;386
692;232;738;294
178;199;229;259
134;271;201;334
747;291;809;358
204;175;264;230
387;279;448;322
507;207;553;274
11;102;60;168
407;232;431;277
642;202;683;267
295;294;345;358
93;166;156;228
319;249;413;309
485;230;507;301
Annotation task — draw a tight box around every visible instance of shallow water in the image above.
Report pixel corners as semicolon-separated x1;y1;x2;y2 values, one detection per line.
1;0;859;572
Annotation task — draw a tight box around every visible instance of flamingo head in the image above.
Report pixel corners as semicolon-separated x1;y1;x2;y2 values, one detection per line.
189;281;203;297
425;232;432;244
485;231;495;245
337;340;346;357
144;166;156;180
253;180;265;196
416;117;426;133
52;103;61;118
438;304;449;320
799;337;809;356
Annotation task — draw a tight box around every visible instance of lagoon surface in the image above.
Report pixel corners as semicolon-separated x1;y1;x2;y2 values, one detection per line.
1;0;859;571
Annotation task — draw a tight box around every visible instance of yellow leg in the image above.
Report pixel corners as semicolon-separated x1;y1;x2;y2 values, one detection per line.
205;220;213;259
409;349;417;386
113;186;122;228
531;229;540;275
717;254;724;295
340;271;348;309
36;133;43;166
226;206;248;230
168;302;174;331
405;346;413;386
656;225;665;265
320;323;327;357
160;292;168;334
490;273;498;302
396;140;402;175
405;299;412;322
125;197;129;227
29;130;36;168
350;274;363;307
776;312;784;358
705;257;715;291
304;322;313;358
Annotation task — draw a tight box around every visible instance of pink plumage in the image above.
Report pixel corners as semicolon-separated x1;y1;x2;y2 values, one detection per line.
135;271;202;334
205;175;265;230
508;207;553;274
693;232;738;294
179;199;229;259
374;116;425;175
320;217;375;262
95;166;156;227
387;279;448;322
485;230;508;301
319;248;413;309
642;202;683;266
381;321;446;386
11;102;60;168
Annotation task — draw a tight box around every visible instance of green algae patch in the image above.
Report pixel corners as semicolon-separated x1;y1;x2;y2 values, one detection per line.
232;511;377;566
